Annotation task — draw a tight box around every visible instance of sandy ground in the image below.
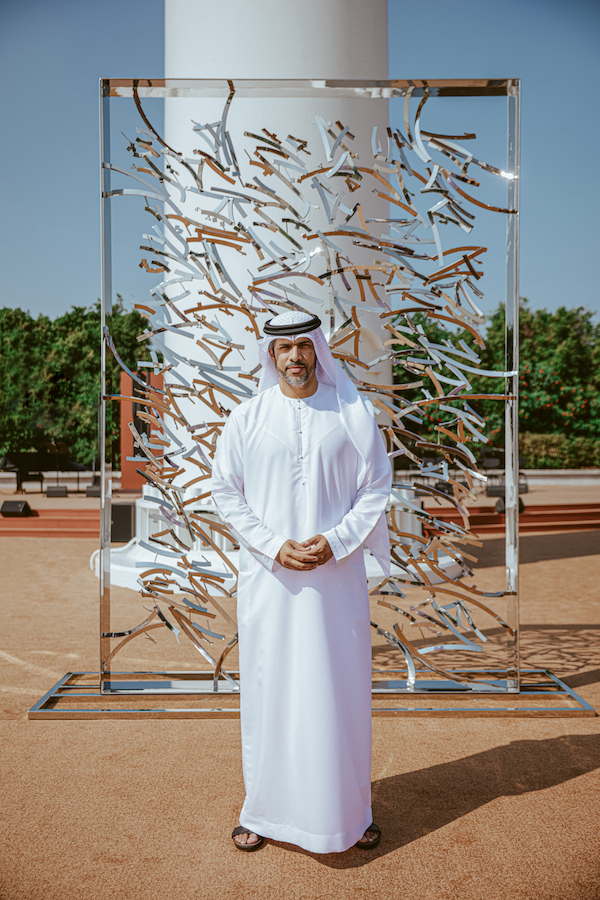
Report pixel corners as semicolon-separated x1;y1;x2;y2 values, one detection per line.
1;527;599;899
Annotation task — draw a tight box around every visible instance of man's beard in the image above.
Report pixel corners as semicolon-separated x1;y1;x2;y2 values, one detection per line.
277;358;316;387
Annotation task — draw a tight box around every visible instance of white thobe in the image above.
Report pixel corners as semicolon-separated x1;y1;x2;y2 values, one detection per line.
211;381;391;853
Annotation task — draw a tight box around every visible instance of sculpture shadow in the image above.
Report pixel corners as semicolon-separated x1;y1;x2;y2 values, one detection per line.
372;623;600;682
272;733;600;868
518;624;600;684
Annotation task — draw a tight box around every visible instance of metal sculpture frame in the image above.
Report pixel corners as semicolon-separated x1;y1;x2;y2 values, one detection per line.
29;670;596;718
33;77;589;719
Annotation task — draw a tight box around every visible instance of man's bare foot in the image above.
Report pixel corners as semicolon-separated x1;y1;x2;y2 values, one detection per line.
233;830;261;847
356;823;381;848
357;828;378;844
231;824;264;851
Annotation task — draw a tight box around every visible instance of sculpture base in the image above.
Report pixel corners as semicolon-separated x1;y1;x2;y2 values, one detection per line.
28;669;595;719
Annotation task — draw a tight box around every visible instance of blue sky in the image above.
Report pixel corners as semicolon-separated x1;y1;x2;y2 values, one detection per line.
1;0;599;321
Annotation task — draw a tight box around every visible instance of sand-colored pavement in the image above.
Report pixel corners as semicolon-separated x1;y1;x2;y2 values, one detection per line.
1;531;600;900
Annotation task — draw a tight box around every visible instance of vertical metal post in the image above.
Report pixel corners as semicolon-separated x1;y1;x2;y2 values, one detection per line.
99;79;113;692
505;80;520;690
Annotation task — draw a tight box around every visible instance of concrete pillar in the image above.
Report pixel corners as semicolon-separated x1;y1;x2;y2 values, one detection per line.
165;0;388;81
159;1;390;482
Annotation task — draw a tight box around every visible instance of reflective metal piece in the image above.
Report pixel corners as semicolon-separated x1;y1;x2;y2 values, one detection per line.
504;85;521;690
99;87;112;688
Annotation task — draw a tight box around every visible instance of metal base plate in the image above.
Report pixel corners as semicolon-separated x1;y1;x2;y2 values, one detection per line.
28;669;596;718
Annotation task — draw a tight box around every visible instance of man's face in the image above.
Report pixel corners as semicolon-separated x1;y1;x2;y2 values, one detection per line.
270;337;317;387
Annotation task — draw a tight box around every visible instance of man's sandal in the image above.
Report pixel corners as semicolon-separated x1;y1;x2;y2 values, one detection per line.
231;825;265;851
355;823;381;849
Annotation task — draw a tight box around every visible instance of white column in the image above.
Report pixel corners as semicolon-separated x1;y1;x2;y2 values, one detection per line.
165;0;388;81
100;1;396;587
161;0;391;419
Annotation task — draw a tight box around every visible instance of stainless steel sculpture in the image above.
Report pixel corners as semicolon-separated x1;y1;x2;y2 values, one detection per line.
28;79;595;718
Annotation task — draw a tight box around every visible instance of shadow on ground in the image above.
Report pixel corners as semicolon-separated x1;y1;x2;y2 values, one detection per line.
372;624;600;683
272;733;600;869
475;530;600;568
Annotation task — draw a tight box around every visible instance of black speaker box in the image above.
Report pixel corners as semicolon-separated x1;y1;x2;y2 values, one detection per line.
111;503;136;542
46;485;68;498
494;496;525;514
1;500;33;517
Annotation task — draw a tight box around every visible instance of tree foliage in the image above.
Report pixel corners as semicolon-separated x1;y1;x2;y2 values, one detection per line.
475;299;600;439
1;297;598;469
392;298;600;463
0;298;145;465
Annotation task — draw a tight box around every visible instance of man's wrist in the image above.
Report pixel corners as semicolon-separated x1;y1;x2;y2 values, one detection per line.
321;528;346;563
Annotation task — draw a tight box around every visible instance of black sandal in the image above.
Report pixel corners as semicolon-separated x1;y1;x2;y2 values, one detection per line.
231;825;265;851
355;822;381;849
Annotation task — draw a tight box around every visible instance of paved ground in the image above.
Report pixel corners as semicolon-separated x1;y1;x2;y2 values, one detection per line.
3;482;599;510
417;483;600;509
0;487;136;510
1;517;599;898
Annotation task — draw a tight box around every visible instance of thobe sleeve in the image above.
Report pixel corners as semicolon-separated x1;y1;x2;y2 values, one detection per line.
321;420;391;565
211;410;287;572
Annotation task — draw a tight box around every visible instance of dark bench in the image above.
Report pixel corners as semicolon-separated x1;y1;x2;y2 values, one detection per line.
481;456;529;497
0;452;90;493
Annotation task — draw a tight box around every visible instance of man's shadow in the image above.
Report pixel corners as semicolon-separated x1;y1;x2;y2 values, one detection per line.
271;733;600;868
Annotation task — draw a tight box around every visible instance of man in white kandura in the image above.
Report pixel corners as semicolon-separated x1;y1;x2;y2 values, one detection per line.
211;310;392;854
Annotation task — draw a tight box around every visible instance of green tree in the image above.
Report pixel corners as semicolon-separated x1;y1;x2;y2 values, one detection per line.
0;297;146;465
392;298;600;465
0;306;54;457
476;300;600;439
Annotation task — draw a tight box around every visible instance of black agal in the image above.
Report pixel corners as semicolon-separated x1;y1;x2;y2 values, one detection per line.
263;314;322;336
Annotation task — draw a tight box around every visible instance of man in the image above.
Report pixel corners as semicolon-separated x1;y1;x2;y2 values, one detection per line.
211;310;392;853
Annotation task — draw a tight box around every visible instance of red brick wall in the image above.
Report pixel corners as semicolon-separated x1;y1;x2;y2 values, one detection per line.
119;372;163;490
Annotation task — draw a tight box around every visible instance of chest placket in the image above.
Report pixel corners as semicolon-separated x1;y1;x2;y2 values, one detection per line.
297;400;308;514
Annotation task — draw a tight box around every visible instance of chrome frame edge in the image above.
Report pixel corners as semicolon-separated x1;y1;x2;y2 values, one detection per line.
99;79;113;692
28;670;596;719
505;80;521;690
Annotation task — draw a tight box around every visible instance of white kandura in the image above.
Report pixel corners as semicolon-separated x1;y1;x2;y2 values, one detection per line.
212;377;392;853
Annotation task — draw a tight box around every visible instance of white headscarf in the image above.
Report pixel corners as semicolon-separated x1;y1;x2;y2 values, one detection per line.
257;310;391;573
257;311;379;477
